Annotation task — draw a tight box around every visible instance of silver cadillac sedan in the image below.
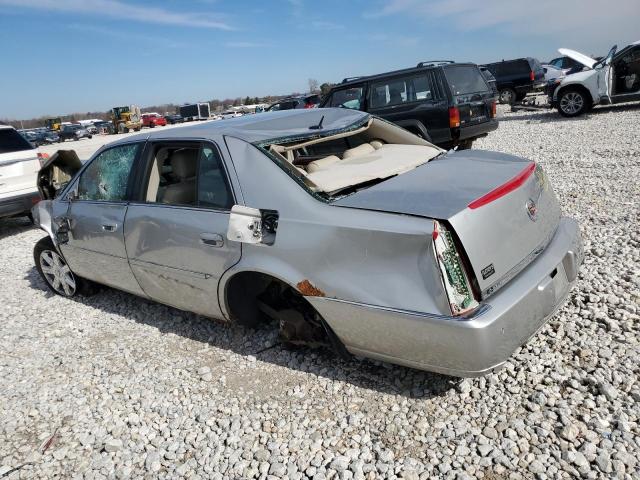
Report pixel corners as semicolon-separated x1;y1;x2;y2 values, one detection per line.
32;109;583;377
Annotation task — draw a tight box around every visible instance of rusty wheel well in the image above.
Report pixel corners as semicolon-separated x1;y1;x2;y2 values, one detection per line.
224;271;349;357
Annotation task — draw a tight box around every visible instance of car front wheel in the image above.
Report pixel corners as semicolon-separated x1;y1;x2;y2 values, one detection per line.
34;237;96;297
558;89;588;117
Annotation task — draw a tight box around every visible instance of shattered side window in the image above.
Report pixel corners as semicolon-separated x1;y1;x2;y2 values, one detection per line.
78;143;140;201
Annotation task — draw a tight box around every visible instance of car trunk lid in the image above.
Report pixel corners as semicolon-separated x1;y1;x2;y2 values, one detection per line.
333;149;561;298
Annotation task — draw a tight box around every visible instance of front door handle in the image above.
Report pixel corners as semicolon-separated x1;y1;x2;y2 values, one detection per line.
200;233;224;247
102;223;117;232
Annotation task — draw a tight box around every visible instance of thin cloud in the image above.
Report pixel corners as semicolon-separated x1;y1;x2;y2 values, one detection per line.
67;23;190;49
311;20;344;31
367;0;639;50
0;0;233;30
224;41;272;48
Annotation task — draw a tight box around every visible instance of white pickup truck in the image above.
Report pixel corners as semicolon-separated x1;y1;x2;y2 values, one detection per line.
550;40;640;117
0;124;44;220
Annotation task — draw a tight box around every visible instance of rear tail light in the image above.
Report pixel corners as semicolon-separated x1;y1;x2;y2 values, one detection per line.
31;195;41;206
530;70;535;81
490;101;497;118
37;152;49;167
448;106;460;128
468;162;536;209
432;221;479;315
304;102;315;109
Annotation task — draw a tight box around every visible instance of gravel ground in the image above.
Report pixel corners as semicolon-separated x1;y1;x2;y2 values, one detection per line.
1;104;639;479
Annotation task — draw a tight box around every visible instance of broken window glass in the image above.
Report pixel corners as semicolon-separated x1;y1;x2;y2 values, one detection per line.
78;143;140;201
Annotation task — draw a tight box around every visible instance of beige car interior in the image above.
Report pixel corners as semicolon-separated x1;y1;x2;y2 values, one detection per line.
265;117;442;195
146;147;199;205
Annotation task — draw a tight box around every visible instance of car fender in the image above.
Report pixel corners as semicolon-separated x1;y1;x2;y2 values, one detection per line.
31;199;57;246
552;70;599;102
394;119;432;141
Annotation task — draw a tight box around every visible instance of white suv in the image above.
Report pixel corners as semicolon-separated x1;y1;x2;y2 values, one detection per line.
0;124;43;220
550;40;640;117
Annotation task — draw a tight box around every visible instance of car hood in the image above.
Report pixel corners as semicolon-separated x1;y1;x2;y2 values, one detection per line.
558;48;597;69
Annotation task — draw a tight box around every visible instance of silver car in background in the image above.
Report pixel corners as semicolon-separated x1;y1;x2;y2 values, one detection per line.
32;109;583;377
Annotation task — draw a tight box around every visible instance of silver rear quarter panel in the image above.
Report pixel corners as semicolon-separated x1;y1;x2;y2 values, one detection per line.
307;217;583;377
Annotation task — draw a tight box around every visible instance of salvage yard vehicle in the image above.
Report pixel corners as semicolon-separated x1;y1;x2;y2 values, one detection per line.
180;103;211;121
0;124;45;220
32;109;583;377
58;124;92;142
45;117;62;131
266;94;321;111
481;57;546;104
111;105;142;133
164;114;183;124
141;113;167;128
551;41;640;117
320;61;498;150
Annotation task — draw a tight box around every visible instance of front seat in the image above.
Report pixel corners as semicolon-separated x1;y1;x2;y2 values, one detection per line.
161;149;197;205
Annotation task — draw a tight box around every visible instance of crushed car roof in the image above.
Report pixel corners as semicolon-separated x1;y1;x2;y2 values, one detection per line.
110;108;370;145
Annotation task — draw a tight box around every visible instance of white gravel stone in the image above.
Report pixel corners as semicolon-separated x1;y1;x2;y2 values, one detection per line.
1;103;639;478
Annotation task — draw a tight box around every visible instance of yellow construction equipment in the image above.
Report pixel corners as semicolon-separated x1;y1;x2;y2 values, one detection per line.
110;105;142;134
45;117;62;131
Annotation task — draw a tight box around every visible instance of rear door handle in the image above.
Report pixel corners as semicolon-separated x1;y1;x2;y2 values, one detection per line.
200;233;224;247
102;223;117;232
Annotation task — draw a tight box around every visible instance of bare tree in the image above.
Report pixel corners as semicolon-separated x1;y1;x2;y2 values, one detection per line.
308;78;320;94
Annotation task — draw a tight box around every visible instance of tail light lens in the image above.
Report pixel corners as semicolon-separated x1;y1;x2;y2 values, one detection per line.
448;106;460;128
468;162;536;209
490;101;497;118
304;102;315;109
530;70;535;81
432;221;479;315
37;152;49;167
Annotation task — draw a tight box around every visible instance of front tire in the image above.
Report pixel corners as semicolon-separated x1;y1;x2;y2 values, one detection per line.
558;88;588;117
34;237;95;297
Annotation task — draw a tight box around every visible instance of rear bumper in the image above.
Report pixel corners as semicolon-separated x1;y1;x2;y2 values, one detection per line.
308;217;583;377
458;118;499;141
0;190;40;218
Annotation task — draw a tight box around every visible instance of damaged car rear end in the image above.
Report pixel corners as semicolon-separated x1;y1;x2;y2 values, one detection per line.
247;112;583;377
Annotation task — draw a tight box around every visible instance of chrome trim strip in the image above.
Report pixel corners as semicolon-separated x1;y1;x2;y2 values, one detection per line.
307;297;491;322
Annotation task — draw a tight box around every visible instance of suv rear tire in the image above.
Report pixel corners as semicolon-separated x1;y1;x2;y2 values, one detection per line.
558;88;588;117
499;88;516;104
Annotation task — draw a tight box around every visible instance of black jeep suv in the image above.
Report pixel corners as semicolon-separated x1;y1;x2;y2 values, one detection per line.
320;61;498;149
480;57;545;104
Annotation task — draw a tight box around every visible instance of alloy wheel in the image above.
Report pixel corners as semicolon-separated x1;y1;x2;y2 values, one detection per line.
560;92;584;115
39;249;76;296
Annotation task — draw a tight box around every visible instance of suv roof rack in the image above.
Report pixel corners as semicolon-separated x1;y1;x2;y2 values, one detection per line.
341;76;362;83
416;60;455;68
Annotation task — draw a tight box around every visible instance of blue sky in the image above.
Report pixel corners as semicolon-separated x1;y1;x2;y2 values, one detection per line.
1;0;638;119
